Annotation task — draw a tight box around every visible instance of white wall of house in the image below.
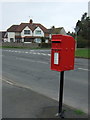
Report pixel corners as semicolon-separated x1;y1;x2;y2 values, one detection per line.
21;26;32;37
45;39;49;43
22;38;24;42
33;27;44;37
49;34;52;39
8;32;15;42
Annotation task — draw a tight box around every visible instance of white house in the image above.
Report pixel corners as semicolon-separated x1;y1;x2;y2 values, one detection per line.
6;19;67;43
7;19;50;43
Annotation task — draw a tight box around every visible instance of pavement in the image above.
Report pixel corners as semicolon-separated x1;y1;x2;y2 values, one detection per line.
2;80;88;118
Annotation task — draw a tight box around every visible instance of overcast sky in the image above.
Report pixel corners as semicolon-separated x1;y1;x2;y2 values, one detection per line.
0;0;89;32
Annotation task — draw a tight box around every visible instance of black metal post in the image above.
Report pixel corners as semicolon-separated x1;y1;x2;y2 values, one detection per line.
58;71;65;117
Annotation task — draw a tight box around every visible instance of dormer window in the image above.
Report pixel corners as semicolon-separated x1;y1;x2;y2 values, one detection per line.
35;30;41;35
24;30;30;34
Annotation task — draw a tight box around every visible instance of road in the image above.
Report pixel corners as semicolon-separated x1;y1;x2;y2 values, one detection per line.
2;48;89;113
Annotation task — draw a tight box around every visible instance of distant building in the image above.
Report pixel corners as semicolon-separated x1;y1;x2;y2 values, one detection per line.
7;19;50;43
0;31;7;42
48;27;67;39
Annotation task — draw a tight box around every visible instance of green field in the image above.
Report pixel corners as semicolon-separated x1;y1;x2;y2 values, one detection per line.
75;48;90;59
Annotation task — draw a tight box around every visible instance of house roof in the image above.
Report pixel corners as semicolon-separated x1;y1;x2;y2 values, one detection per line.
48;27;63;34
7;25;19;32
7;22;49;33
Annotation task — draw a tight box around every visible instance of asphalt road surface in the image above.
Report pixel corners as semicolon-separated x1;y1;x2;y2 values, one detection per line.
2;48;89;113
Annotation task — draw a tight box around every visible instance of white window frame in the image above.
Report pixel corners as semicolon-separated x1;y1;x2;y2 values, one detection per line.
35;30;41;35
24;30;30;34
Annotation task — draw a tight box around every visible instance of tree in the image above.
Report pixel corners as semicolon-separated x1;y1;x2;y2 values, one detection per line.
75;12;90;47
75;12;90;39
81;12;87;21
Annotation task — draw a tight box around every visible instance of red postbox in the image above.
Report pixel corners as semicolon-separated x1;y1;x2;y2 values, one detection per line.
51;34;75;72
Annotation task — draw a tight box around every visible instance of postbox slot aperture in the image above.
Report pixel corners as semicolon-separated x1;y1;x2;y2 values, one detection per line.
52;41;61;43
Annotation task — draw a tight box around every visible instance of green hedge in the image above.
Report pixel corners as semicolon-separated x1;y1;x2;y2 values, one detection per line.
39;43;51;48
77;36;89;48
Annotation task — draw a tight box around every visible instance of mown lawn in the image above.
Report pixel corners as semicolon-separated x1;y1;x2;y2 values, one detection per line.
75;48;90;59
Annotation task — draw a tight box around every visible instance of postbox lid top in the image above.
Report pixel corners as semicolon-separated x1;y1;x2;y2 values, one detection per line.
52;34;73;39
52;35;62;41
52;39;62;41
52;34;62;40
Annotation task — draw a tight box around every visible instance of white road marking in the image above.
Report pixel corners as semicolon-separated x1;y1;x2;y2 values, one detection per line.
37;53;41;55
78;68;89;71
25;52;28;53
41;53;47;55
75;63;88;67
6;81;14;85
33;53;37;54
2;78;58;103
17;51;21;53
37;61;48;64
48;54;51;56
3;50;50;56
29;52;32;54
2;79;14;85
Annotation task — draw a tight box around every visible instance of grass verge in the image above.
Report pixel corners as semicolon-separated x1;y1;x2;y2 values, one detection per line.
1;46;50;49
74;109;85;115
75;48;90;59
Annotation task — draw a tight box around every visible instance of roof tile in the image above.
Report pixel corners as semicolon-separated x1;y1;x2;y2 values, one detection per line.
7;23;49;33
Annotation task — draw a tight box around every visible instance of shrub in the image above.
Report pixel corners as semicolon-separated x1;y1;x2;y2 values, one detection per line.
39;43;51;48
77;35;89;48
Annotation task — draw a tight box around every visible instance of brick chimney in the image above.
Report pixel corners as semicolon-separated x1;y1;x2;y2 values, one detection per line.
29;19;33;24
